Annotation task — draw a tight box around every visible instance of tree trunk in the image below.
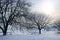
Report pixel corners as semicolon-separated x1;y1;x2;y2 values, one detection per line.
37;24;41;34
39;28;41;34
3;30;7;35
3;23;8;35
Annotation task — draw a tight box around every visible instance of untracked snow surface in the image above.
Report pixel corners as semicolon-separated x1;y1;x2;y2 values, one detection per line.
0;31;60;40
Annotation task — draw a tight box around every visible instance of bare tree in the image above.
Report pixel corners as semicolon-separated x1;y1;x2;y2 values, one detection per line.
0;0;31;35
25;13;51;34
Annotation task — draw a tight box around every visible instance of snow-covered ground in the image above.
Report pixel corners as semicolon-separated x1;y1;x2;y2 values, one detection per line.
0;31;60;40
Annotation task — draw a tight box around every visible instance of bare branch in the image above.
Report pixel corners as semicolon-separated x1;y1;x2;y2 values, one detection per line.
0;26;4;31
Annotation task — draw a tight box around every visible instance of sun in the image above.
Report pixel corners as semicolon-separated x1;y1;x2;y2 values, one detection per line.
41;2;54;15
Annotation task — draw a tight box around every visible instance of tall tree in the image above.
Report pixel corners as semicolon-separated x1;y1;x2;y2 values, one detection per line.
0;0;31;35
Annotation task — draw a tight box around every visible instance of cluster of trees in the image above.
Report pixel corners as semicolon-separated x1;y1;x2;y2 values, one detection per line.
0;0;56;36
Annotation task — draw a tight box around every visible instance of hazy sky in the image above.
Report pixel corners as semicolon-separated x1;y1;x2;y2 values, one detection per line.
30;0;60;18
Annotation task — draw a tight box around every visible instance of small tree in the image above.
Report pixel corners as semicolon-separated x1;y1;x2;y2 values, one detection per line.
0;0;31;35
53;20;60;31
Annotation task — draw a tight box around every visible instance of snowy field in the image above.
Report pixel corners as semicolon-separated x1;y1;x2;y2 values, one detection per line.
0;31;60;40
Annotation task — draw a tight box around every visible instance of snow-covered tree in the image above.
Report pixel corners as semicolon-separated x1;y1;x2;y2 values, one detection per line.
53;19;60;31
0;0;31;35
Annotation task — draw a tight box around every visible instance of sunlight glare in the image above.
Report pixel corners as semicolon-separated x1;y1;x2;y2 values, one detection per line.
41;2;54;15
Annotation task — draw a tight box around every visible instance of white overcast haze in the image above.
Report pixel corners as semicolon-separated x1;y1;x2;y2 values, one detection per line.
30;0;60;18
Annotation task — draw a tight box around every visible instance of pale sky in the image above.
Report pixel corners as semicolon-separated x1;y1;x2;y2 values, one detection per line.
30;0;60;18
